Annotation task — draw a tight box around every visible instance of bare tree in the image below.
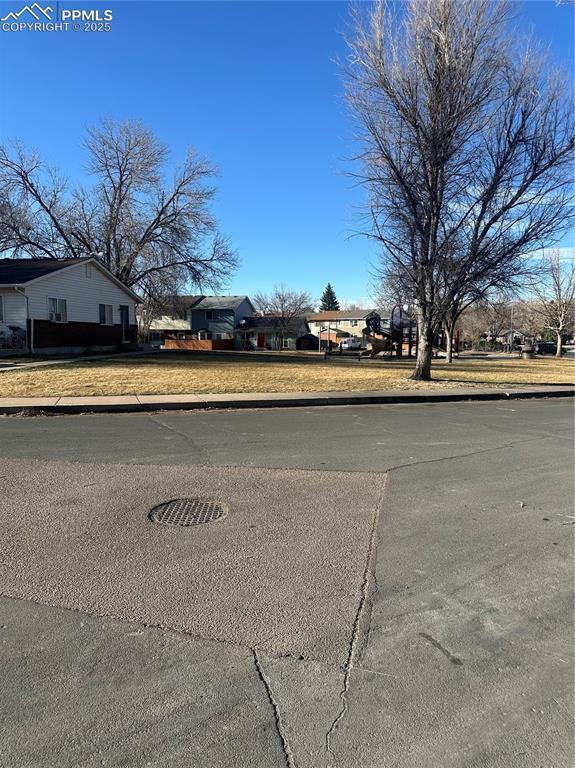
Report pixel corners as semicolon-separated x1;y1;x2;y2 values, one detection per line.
485;300;514;343
441;274;527;362
512;300;545;341
0;120;238;294
253;285;315;349
136;269;187;342
530;250;575;356
378;252;532;361
442;294;480;362
459;299;513;349
459;304;490;349
341;301;368;312
370;266;411;312
347;0;575;379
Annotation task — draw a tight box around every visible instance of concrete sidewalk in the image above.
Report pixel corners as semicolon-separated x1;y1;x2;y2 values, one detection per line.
0;384;573;414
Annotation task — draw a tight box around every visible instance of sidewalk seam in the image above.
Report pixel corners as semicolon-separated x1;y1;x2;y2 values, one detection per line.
252;647;298;768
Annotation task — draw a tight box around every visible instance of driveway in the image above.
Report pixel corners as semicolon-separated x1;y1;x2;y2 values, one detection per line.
0;399;572;767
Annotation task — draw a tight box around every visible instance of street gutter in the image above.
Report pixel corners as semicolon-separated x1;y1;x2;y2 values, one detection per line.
0;385;573;415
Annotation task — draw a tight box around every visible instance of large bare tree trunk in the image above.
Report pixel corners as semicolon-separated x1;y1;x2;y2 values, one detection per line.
410;315;434;381
556;331;563;357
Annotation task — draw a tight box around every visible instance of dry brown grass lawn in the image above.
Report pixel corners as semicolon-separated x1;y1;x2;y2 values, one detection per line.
0;353;573;398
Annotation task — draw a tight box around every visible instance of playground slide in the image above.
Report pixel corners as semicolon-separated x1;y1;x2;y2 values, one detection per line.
363;332;393;357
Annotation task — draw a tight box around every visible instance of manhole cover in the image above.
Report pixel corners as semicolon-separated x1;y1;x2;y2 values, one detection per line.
149;498;228;527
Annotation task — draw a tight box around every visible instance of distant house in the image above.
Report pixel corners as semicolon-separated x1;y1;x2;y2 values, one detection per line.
149;295;255;350
147;317;191;346
307;309;379;337
235;315;310;351
145;295;204;345
190;296;254;340
0;257;139;354
493;329;533;349
306;309;380;349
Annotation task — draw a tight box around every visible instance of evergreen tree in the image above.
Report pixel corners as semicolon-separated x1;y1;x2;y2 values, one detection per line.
320;283;340;311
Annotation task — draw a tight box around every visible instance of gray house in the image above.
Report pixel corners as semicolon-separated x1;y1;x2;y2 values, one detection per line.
190;296;254;340
151;295;255;350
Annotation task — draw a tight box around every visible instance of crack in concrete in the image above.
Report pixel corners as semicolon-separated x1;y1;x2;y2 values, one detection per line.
252;647;298;768
383;433;555;474
147;414;213;465
0;592;394;674
0;592;249;653
325;476;387;767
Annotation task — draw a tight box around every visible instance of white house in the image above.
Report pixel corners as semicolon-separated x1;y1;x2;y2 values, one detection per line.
0;257;140;354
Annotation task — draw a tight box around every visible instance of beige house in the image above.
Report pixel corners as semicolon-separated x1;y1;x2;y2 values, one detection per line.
306;310;378;340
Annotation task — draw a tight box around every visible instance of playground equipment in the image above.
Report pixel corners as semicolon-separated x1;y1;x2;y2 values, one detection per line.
362;312;412;358
363;312;460;359
362;325;394;357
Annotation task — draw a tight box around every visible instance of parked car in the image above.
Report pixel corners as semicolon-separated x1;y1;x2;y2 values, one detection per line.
535;341;558;355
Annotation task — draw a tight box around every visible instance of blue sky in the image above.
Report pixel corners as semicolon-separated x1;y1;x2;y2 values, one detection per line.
0;1;573;305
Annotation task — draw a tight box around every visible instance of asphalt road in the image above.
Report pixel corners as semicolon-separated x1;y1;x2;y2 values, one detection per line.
0;399;573;768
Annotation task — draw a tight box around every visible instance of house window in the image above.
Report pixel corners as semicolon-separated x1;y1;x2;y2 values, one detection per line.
282;337;290;349
206;310;220;321
85;264;92;278
48;298;67;323
99;304;113;325
351;320;358;327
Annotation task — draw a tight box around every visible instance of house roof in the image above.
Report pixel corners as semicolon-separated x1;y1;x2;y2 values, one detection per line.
306;309;377;321
319;328;350;338
0;257;92;284
192;295;254;312
498;329;531;337
0;257;140;301
172;295;204;308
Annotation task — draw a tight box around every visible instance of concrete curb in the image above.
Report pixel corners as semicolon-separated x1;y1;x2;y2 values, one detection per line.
0;385;573;415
